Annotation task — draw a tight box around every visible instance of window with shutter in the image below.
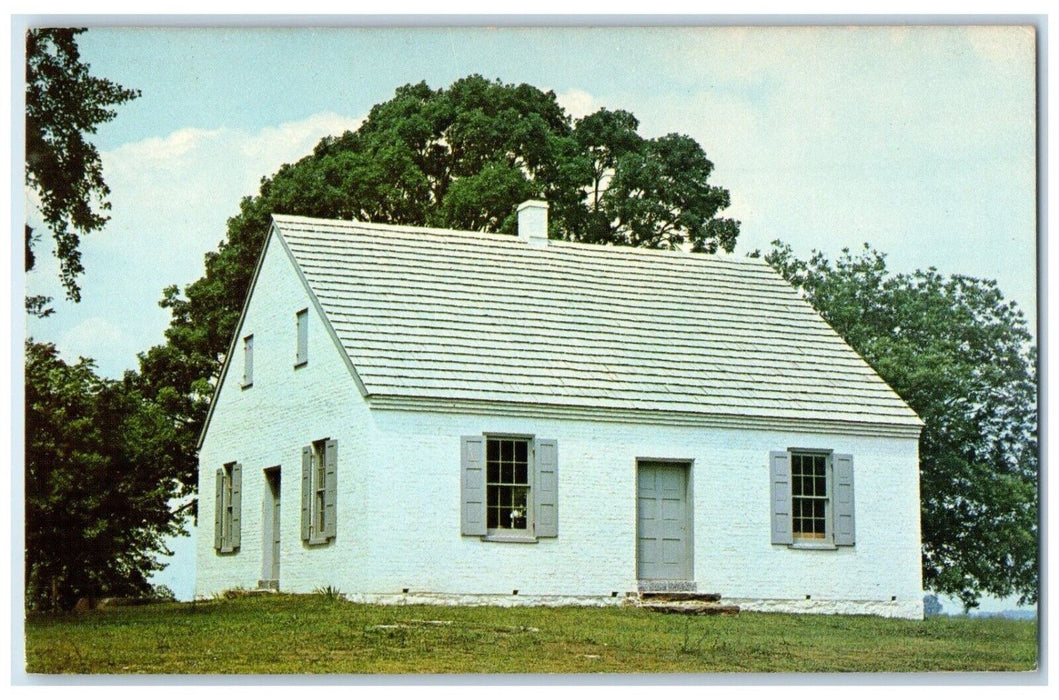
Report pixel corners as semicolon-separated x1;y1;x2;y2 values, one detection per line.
771;449;855;548
303;438;336;545
215;462;241;554
461;434;558;542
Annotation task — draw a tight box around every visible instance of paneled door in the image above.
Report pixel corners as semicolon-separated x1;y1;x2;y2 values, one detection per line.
636;461;692;581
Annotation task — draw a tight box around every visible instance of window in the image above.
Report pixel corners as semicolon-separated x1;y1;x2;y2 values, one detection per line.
791;452;829;541
487;437;530;531
313;440;326;533
241;334;254;387
301;439;337;544
770;450;855;547
214;462;242;553
295;308;308;367
460;434;558;541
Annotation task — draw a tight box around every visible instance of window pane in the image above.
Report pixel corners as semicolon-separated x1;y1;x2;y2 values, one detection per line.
487;460;499;483
487;439;499;462
515;440;527;462
501;440;512;462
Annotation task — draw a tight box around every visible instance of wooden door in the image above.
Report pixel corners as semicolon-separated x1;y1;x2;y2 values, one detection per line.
636;461;692;581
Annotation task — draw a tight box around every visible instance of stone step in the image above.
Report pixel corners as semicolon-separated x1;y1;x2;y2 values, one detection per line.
640;601;741;616
639;591;721;603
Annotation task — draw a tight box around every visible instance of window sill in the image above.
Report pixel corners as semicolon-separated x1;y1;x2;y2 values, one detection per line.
789;542;838;551
306;536;331;546
240;381;252;390
294;360;307;369
482;533;538;544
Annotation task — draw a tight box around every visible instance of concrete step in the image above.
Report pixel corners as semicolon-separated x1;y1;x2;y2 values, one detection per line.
640;601;741;616
638;591;721;603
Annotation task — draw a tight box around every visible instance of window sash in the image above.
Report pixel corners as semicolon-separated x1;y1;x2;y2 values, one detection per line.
790;452;831;541
486;437;531;532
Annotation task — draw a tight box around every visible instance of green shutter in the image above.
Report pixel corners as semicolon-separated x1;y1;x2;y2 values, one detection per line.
534;438;558;537
324;439;338;539
833;454;855;546
230;462;242;550
460;436;487;536
301;446;311;542
214;468;223;551
770;451;793;545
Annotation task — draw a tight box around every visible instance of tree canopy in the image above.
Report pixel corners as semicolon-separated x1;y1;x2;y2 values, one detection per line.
25;341;187;610
765;243;1038;609
25;27;139;314
137;74;741;501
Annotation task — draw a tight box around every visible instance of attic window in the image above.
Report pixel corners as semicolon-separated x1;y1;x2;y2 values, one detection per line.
241;334;253;388
295;308;308;367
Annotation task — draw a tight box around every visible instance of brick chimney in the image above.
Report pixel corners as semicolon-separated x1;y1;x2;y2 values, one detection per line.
517;200;549;247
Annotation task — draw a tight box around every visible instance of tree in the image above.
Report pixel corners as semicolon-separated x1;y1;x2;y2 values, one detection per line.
25;341;187;611
923;594;944;617
137;74;740;500
765;243;1038;609
25;27;140;315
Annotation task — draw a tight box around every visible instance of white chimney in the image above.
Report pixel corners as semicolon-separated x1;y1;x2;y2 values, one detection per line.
517;200;549;247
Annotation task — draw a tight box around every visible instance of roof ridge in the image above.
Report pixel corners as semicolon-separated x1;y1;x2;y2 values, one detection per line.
271;213;770;269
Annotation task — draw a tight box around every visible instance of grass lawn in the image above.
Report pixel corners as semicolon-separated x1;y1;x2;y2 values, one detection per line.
24;593;1038;674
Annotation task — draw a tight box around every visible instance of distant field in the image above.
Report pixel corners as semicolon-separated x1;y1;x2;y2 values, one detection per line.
24;594;1038;674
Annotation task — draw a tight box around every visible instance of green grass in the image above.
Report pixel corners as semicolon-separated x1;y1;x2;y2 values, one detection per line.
24;594;1038;674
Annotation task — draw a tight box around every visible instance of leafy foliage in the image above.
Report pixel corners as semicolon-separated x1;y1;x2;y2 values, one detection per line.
765;243;1038;609
25;341;187;611
25;28;139;311
137;74;740;500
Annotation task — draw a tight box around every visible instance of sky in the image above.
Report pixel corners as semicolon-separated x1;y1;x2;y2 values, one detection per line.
16;24;1038;607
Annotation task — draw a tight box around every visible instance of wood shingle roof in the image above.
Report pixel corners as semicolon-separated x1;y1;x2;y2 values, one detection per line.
273;213;921;429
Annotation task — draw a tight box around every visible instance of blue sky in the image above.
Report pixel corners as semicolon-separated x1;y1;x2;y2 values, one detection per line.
18;24;1037;607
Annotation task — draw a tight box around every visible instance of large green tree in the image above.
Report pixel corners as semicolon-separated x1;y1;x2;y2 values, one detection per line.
765;243;1038;610
25;27;139;315
25;341;187;611
137;75;740;500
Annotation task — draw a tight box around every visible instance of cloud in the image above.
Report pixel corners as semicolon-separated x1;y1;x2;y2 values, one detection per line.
554;87;603;120
56;317;133;371
25;110;365;378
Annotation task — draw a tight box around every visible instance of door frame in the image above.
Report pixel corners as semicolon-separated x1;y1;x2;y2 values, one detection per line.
635;458;694;581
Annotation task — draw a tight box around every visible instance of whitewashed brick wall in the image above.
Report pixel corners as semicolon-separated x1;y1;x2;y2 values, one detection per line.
197;230;924;619
196;230;375;599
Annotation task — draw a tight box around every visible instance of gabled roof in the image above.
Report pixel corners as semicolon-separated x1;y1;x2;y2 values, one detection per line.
271;214;921;431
